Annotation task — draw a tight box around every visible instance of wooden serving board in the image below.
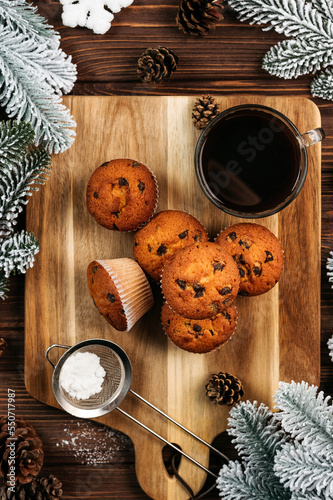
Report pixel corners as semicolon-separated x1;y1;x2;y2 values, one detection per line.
25;96;321;500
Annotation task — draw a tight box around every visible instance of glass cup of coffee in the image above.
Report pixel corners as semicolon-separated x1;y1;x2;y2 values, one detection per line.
194;104;325;218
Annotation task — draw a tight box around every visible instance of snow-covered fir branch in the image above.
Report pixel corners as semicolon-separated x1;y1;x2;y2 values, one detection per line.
274;381;333;455
228;401;287;468
0;271;9;300
218;383;333;499
328;336;333;363
227;0;333;100
0;145;51;236
0;1;77;152
0;0;54;41
275;441;333;497
311;67;333;100
0;120;34;169
217;460;291;500
0;230;39;277
327;250;333;289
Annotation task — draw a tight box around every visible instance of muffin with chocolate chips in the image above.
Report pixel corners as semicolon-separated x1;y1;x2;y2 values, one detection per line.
86;159;158;231
215;222;284;296
133;210;208;281
161;302;237;353
87;258;154;331
161;241;240;319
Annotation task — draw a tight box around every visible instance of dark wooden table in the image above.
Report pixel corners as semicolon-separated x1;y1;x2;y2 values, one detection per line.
1;0;333;498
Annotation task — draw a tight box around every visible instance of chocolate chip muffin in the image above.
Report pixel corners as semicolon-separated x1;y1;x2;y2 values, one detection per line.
87;258;154;331
161;302;237;353
161;241;240;320
133;210;208;281
86;159;158;231
215;222;284;296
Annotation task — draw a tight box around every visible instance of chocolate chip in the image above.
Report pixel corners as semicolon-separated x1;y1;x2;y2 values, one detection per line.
194;233;202;242
219;286;232;295
213;262;225;272
148;244;152;252
253;264;262;277
223;298;232;305
107;293;116;303
193;283;205;298
265;251;274;262
193;324;202;332
157;244;167;256
239;268;245;277
138;181;145;193
93;191;99;199
119;177;128;186
227;231;237;241
223;312;231;320
101;161;109;167
167;319;171;324
210;303;219;314
132;161;141;167
176;279;186;290
92;265;98;274
238;290;249;296
239;239;251;249
178;230;188;239
232;254;246;265
209;329;214;336
113;223;119;230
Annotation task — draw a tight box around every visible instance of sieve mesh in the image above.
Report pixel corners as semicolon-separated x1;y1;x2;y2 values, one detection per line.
59;344;125;410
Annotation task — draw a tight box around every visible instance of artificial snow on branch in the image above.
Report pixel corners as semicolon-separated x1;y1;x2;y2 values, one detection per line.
0;0;77;153
0;121;51;299
217;381;333;500
0;121;51;237
227;0;333;101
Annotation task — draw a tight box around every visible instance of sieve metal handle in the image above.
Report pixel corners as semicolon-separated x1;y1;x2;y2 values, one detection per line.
116;407;218;479
129;389;229;463
45;344;71;369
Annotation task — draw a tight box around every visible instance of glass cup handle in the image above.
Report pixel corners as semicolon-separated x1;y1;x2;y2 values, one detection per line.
301;127;325;147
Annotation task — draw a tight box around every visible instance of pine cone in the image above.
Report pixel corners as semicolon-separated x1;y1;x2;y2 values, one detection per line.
205;372;244;405
0;339;7;357
137;47;178;83
0;417;44;485
176;0;224;36
192;95;220;130
0;474;63;499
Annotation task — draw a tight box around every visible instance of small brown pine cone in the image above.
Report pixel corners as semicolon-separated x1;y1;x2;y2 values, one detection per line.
137;46;178;84
192;95;220;130
205;372;244;406
0;417;44;485
0;474;63;499
176;0;224;36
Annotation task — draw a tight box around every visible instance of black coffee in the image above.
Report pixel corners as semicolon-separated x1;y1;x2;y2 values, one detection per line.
198;109;301;214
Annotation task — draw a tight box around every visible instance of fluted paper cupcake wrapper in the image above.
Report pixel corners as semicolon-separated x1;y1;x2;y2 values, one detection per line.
97;258;154;331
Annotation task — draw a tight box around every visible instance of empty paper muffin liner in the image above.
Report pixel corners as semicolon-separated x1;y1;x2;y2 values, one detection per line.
97;258;154;331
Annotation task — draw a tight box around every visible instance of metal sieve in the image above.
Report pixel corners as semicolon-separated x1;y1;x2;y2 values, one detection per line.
46;338;228;478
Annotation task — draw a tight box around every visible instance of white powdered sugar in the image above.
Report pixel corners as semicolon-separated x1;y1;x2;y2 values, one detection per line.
59;351;106;400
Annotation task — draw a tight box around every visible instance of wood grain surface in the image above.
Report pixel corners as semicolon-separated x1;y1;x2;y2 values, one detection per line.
0;0;332;498
25;95;320;499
